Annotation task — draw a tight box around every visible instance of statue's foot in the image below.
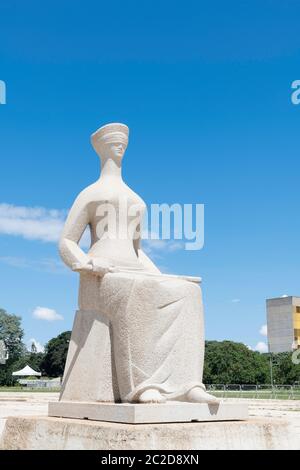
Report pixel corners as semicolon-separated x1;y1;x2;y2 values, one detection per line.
138;389;166;404
185;386;220;404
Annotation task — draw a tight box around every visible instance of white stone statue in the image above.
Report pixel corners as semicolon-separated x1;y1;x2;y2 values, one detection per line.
59;123;217;405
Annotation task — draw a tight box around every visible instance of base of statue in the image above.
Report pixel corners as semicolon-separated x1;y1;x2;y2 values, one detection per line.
1;414;294;450
48;400;248;424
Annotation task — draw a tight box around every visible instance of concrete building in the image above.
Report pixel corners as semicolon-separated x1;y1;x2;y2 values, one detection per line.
266;296;300;353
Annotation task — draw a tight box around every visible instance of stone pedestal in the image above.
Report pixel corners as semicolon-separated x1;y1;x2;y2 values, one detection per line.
48;401;248;424
1;415;295;450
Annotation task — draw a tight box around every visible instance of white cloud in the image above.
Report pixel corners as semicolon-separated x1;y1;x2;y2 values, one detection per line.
245;344;253;350
32;306;63;322
0;203;66;243
0;256;67;273
231;298;241;303
0;203;186;255
259;324;268;337
0;203;91;249
281;294;289;298
141;229;185;255
254;341;268;353
142;239;184;256
27;338;45;353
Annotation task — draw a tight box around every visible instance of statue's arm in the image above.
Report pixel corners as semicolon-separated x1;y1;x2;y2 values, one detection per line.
59;194;90;270
133;226;161;273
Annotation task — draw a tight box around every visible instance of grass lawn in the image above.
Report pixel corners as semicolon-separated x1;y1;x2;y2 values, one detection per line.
211;390;300;400
1;387;300;399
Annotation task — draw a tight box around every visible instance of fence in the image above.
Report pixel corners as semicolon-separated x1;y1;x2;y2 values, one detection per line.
206;384;300;400
18;379;61;389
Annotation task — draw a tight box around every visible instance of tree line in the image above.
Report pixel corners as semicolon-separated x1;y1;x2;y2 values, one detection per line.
0;308;70;385
1;308;300;386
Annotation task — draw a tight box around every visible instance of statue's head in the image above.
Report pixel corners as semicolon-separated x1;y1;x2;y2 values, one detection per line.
91;123;129;163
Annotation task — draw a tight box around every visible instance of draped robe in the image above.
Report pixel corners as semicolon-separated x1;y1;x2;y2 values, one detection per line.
59;184;205;403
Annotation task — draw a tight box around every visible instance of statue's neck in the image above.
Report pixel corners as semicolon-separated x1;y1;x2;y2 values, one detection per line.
99;158;123;181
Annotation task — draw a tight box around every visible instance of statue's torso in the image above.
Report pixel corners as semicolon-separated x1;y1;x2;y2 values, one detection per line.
84;180;146;268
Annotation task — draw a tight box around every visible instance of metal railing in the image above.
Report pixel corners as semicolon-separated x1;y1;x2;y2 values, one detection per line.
18;379;61;389
205;384;300;399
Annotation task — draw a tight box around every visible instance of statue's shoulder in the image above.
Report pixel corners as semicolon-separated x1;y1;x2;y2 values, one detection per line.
68;184;96;212
73;183;99;206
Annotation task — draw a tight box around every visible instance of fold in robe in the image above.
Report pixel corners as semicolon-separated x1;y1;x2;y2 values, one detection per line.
79;271;205;402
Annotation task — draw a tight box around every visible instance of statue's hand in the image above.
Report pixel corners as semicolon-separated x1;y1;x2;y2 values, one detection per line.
72;260;118;276
72;262;93;273
89;259;117;277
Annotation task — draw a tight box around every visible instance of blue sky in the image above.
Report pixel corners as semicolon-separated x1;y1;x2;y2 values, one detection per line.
0;0;300;352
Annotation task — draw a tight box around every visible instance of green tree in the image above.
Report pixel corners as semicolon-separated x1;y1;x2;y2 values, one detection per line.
41;331;71;377
0;309;25;359
0;308;26;386
203;340;270;384
272;352;300;385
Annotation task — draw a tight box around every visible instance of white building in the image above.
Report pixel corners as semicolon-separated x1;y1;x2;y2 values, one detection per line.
266;296;300;353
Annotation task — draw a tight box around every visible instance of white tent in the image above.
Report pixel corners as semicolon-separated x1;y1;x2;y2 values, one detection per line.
12;365;41;377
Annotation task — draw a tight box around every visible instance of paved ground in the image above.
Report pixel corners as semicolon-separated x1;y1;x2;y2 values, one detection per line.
239;398;300;441
0;392;299;447
0;392;59;437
